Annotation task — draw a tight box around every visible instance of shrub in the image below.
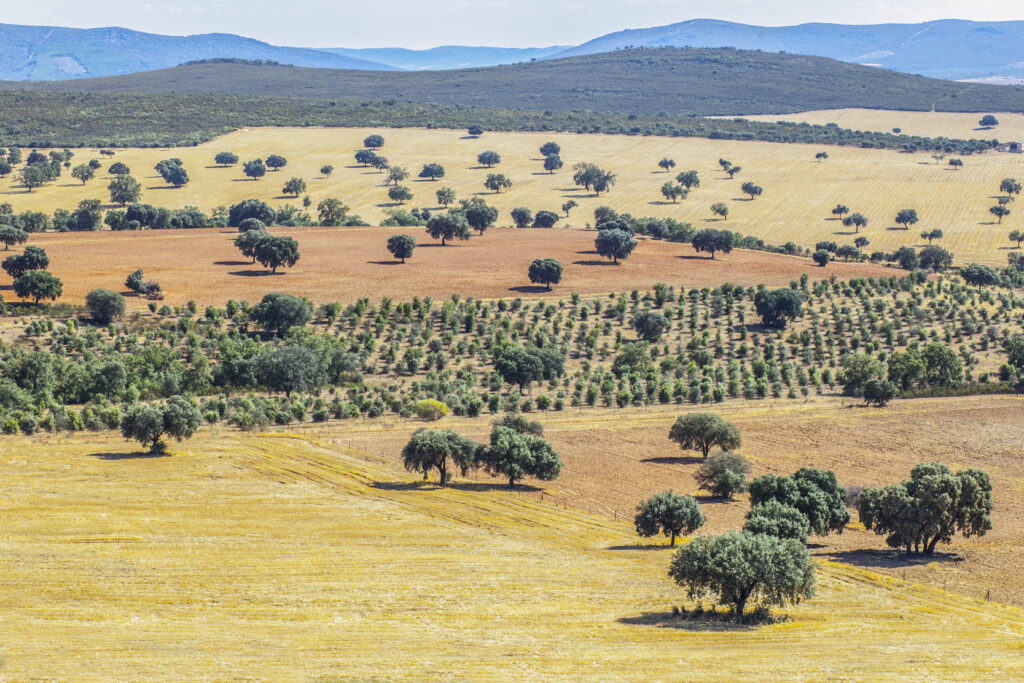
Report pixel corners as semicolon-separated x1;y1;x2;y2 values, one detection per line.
413;399;449;421
695;451;750;498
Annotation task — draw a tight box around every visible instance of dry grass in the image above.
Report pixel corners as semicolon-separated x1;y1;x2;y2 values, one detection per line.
729;109;1024;143
5;125;1024;267
328;394;1024;608
10;225;892;308
3;428;1024;679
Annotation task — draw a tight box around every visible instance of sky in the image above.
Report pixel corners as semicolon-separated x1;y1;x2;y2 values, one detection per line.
4;1;1024;49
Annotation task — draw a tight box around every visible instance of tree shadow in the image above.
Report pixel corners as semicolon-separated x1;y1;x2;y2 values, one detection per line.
145;186;178;190
575;249;599;255
561;193;592;199
886;226;910;231
832;230;856;236
214;260;250;266
648;200;677;205
606;543;676;551
448;481;542;492
413;178;440;183
693;495;737;505
231;178;260;182
370;481;435;491
205;165;232;169
676;254;713;261
89;451;170;460
531;172;555;176
508;285;550;294
618;611;756;632
641;455;704;465
228;269;280;277
573;259;617;266
367;260;404;266
418;243;460;248
825;548;964;569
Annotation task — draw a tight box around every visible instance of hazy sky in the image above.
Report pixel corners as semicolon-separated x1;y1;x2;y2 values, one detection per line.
5;1;1024;49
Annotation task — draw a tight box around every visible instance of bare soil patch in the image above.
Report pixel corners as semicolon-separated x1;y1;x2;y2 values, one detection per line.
27;226;892;308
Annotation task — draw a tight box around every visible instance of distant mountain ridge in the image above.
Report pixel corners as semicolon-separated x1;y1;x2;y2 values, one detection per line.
321;46;568;71
0;23;396;80
4;19;1024;82
552;18;1024;81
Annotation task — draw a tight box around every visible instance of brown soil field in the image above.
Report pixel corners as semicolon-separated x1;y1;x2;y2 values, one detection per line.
13;225;894;308
319;394;1024;607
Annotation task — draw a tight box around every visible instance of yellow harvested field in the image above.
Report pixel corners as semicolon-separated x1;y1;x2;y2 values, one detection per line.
6;125;1024;265
731;108;1024;142
3;430;1024;679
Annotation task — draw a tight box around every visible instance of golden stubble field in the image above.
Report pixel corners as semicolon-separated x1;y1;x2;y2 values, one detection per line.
4;125;1024;266
731;108;1024;142
3;423;1024;680
10;225;893;308
329;394;1024;608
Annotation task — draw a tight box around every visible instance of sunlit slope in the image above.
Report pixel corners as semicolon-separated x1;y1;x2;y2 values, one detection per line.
1;431;1023;679
4;126;1022;265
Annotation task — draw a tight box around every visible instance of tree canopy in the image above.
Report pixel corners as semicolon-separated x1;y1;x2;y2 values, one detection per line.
251;292;312;335
528;258;563;290
402;428;480;485
426;212;472;246
695;451;750;498
479;424;562;488
753;288;804;328
85;288;126;324
668;413;741;459
594;228;637;264
748;467;850;537
669;531;815;619
121;396;202;454
634;491;704;546
387;234;416;263
692;228;734;259
859;462;993;555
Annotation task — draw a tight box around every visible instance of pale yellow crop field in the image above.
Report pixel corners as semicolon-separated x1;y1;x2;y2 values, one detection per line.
3;429;1024;679
732;108;1024;142
4;125;1024;265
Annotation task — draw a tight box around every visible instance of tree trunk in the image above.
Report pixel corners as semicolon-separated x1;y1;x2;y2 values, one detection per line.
670;531;677;547
438;461;447;487
509;477;516;488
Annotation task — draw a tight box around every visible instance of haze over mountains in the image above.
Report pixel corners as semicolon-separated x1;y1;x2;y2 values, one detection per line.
0;24;396;80
558;19;1024;81
322;46;568;71
2;18;1024;82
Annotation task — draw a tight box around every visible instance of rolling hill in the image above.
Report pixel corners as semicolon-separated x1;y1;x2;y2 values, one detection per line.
12;47;1024;116
0;23;395;80
552;19;1024;81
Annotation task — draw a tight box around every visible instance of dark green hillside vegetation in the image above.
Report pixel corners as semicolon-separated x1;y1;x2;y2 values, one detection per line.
1;272;1023;435
0;90;994;154
17;48;1024;116
0;47;1014;150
